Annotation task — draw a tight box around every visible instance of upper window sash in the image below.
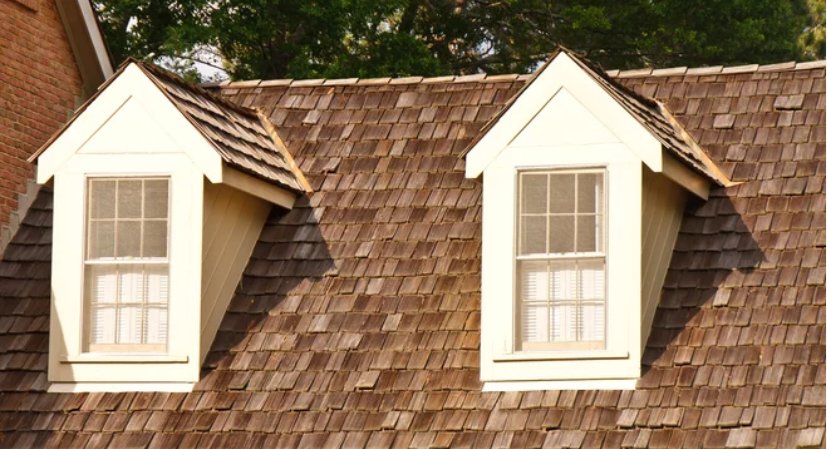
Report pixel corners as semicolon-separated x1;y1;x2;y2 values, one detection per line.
517;168;606;258
85;177;171;263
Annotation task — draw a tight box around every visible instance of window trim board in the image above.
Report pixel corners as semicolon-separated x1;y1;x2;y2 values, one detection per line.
59;354;189;363
479;143;643;384
49;152;204;384
492;349;629;362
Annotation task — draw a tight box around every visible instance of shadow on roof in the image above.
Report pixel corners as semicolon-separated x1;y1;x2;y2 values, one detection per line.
640;193;763;385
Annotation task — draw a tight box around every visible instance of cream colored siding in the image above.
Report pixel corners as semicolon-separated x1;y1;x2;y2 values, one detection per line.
640;167;687;351
200;181;271;360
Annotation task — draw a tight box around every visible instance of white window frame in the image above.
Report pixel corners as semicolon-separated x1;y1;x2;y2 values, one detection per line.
48;153;203;385
515;168;607;352
479;144;644;389
82;176;172;354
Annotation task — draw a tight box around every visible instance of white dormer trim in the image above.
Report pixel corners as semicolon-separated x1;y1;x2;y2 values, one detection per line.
34;63;302;391
35;64;224;185
464;51;711;390
466;52;663;178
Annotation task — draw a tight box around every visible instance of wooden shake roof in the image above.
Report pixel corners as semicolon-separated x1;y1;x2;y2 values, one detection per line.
0;59;823;448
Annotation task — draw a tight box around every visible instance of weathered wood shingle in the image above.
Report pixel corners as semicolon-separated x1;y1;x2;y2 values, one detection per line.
0;61;822;448
138;62;309;194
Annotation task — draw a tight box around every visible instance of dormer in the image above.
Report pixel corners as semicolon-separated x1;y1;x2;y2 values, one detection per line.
30;61;311;392
464;49;731;390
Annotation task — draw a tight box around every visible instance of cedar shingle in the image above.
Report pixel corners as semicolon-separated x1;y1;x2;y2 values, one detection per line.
0;59;823;446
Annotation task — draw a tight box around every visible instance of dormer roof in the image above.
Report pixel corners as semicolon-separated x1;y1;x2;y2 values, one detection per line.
136;61;311;194
462;48;731;188
29;60;311;195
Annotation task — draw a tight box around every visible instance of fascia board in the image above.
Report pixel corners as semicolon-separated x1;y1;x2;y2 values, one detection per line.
76;0;114;78
36;64;223;183
661;151;711;200
54;0;114;95
465;52;662;178
221;166;297;209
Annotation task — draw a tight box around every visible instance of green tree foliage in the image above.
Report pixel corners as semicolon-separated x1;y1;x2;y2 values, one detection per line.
94;0;822;81
800;0;826;60
94;0;209;81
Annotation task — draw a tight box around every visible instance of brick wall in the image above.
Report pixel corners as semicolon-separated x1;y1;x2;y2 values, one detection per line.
0;0;83;230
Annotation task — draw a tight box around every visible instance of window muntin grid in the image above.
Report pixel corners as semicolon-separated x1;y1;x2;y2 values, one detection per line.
516;169;606;351
84;178;170;353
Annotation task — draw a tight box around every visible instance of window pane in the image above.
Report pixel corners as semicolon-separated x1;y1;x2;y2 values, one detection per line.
548;174;575;213
116;221;141;257
88;221;115;259
519;260;549;301
515;169;607;350
577;173;603;214
576;215;597;253
118;265;145;304
521;174;547;214
90;180;116;219
549;302;576;342
144;180;169;219
519;260;549;344
86;265;117;304
146;266;169;304
578;301;604;342
548;216;574;253
522;302;548;343
578;259;605;300
144;307;168;344
549;261;577;300
117;180;142;219
90;307;116;345
118;306;143;344
143;221;168;258
520;216;547;255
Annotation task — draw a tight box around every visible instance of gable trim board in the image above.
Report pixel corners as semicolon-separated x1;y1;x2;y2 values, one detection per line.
466;51;661;177
33;64;224;184
31;62;306;204
464;49;731;198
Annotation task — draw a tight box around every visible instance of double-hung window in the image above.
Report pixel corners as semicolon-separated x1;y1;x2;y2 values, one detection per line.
517;169;606;351
84;177;170;353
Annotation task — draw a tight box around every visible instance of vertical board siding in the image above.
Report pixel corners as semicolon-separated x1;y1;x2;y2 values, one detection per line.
200;181;271;360
640;168;687;351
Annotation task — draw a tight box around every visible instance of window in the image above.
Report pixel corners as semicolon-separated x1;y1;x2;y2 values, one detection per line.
517;169;605;351
84;178;170;353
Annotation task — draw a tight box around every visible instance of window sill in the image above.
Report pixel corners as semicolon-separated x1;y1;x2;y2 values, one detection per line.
483;378;637;391
493;349;628;362
59;354;189;364
48;382;195;393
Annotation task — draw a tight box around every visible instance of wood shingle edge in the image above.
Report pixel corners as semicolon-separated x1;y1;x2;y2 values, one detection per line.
199;59;826;90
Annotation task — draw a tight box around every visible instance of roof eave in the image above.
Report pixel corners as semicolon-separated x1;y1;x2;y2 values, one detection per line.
55;0;114;97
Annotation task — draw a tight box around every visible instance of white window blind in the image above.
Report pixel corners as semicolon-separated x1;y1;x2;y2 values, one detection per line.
517;170;606;351
85;178;170;353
